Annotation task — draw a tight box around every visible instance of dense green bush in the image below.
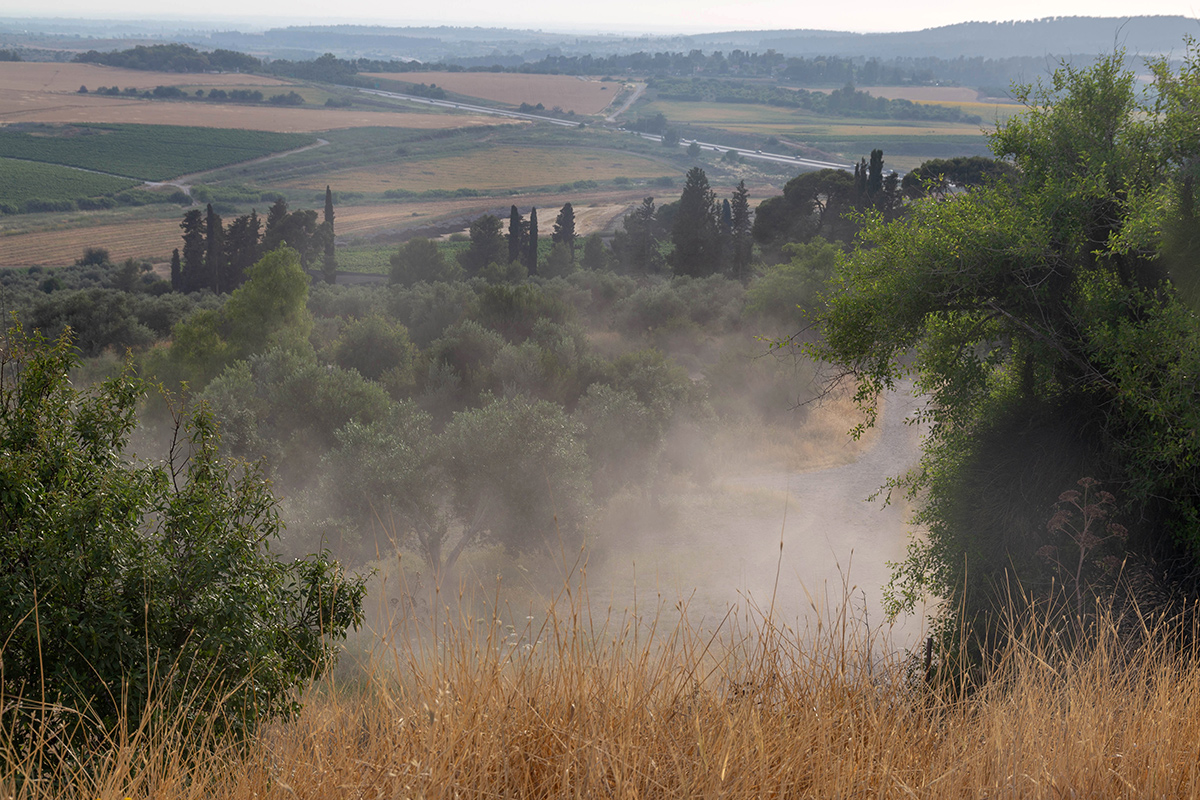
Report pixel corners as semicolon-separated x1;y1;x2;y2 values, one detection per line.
0;326;365;750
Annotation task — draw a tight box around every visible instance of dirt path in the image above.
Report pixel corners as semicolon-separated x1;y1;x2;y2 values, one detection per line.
606;83;646;124
145;137;331;199
593;380;929;651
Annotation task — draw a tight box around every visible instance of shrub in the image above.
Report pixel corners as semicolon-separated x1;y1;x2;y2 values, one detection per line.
0;326;365;751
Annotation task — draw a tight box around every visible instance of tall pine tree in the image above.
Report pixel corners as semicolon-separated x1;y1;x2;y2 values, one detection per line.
170;248;182;292
671;167;720;277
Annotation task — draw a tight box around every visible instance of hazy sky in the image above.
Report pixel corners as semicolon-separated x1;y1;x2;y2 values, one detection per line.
6;0;1200;35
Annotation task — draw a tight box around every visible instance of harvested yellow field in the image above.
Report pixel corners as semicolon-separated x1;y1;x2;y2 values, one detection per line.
0;90;515;132
282;147;675;193
0;63;292;93
0;217;181;266
362;71;618;115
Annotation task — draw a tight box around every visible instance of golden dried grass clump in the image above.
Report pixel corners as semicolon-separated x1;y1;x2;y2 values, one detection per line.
6;572;1200;799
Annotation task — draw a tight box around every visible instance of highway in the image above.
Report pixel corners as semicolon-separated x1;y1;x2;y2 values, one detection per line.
352;86;854;173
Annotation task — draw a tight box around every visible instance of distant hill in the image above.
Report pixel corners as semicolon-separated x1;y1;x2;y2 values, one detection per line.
713;17;1200;59
191;16;1200;63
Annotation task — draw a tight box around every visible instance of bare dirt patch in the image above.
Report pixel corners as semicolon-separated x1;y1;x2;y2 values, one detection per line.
362;71;618;115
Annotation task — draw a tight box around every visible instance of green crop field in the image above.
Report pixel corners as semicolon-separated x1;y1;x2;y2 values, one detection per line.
0;159;140;205
0;124;316;181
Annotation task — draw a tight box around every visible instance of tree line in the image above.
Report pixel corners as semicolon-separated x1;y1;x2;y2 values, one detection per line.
172;188;337;293
69;42;1076;95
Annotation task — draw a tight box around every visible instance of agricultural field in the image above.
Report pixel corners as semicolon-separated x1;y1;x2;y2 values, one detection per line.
0;63;294;93
0;158;138;204
0;123;316;180
361;71;620;115
0;213;182;266
278;145;676;194
635;98;996;167
0;63;516;133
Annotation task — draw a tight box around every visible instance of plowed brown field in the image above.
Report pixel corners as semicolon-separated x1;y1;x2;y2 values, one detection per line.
0;63;292;93
361;71;618;115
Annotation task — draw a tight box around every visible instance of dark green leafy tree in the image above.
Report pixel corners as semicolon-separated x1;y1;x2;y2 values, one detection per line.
613;197;663;274
170;247;182;291
0;325;365;750
390;238;464;286
581;233;609;271
811;49;1200;640
672;167;720;277
223;210;262;291
552;202;576;263
458;214;505;276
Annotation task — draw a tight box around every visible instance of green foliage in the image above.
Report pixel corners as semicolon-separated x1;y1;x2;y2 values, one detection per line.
198;348;394;489
389;238;465;286
812;49;1200;634
0;158;138;208
458;215;505;276
150;247;312;388
440;395;590;557
0;326;364;749
73;43;260;72
0;124;313;182
471;282;571;343
744;238;839;326
330;313;417;388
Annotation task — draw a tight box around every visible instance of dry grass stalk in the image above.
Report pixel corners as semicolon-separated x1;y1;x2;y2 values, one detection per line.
5;572;1200;799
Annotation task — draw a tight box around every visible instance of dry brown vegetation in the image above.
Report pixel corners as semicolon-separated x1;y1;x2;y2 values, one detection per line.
0;63;293;93
8;580;1200;799
0;64;513;131
362;71;619;115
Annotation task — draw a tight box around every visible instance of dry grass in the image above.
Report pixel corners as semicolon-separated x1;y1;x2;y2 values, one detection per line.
279;146;676;194
362;71;619;115
0;214;182;266
0;63;293;93
0;91;513;132
7;575;1200;799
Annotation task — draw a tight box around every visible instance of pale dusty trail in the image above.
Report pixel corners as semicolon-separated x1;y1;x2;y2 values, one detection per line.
595;380;929;652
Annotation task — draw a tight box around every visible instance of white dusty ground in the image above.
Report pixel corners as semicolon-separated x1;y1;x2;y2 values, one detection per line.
590;381;931;655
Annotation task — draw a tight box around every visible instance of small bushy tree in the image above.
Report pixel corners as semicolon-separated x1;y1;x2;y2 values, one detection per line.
0;326;365;749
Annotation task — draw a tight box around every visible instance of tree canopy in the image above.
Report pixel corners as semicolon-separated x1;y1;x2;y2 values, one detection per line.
812;46;1200;635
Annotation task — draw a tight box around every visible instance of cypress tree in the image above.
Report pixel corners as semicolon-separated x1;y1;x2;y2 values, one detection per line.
170;248;182;292
322;186;336;283
205;203;223;293
526;207;539;275
507;205;525;263
179;208;205;292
